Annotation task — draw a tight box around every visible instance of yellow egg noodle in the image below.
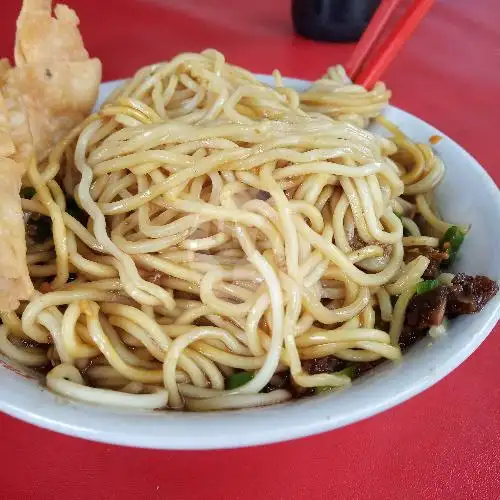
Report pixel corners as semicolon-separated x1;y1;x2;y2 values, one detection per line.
0;2;461;412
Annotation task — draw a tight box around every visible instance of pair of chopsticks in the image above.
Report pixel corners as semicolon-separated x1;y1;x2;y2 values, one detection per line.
346;0;435;89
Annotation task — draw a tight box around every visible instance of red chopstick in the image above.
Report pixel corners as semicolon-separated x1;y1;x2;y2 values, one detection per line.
345;0;402;80
346;0;435;89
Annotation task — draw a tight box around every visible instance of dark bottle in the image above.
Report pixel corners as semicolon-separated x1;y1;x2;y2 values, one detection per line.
292;0;382;43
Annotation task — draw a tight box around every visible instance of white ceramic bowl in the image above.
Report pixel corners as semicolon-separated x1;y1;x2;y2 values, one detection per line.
1;77;499;449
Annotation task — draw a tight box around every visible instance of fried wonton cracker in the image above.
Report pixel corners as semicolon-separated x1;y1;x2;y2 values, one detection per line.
0;61;15;158
0;0;101;309
0;157;34;310
1;81;34;168
4;59;101;162
0;59;11;82
4;0;102;163
15;0;91;66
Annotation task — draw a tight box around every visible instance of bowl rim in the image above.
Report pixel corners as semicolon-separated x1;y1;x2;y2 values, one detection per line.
1;75;499;450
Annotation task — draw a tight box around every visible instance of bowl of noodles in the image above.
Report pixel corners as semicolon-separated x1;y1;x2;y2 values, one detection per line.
0;2;499;450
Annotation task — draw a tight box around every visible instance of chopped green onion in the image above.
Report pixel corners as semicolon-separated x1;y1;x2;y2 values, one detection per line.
394;211;403;220
416;279;439;295
314;385;333;394
314;366;357;394
440;225;466;267
21;187;36;199
337;366;357;378
226;371;253;390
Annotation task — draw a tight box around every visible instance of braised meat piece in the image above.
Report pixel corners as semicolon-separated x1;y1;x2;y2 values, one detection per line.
398;325;427;351
302;355;348;375
447;273;499;316
405;285;448;330
404;246;448;279
401;274;498;350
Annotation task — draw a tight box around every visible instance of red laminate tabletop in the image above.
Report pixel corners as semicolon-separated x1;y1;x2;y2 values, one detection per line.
0;1;499;498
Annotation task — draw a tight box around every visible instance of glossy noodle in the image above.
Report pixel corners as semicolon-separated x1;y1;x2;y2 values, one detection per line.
0;49;487;411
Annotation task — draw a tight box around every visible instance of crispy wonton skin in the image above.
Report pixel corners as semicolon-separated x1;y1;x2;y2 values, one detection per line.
15;0;92;66
0;0;101;310
0;157;34;310
3;59;101;163
4;0;102;164
0;61;15;158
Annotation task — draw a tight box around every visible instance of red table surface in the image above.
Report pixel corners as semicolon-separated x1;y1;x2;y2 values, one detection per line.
1;0;499;498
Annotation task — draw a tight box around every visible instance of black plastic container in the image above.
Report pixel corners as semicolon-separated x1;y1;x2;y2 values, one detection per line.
292;0;382;43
